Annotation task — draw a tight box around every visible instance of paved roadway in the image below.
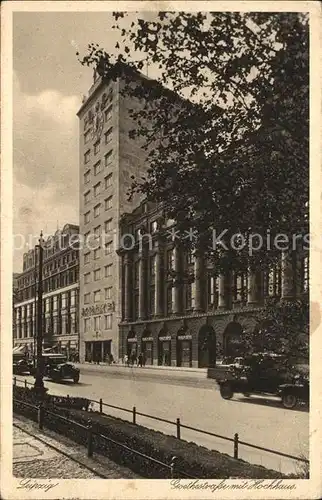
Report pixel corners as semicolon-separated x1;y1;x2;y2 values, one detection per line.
19;364;309;476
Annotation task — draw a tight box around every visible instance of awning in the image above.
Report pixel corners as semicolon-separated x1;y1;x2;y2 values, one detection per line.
13;345;26;354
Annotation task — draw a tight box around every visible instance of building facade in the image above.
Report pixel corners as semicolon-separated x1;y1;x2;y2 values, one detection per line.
13;224;80;358
118;201;309;368
78;67;155;363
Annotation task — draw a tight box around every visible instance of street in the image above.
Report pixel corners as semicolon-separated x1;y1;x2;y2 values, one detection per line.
19;364;309;476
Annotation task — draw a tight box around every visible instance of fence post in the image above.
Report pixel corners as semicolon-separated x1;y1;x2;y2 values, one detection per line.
87;420;93;458
170;456;178;479
38;404;44;430
24;379;27;388
132;406;136;424
99;398;103;414
234;433;239;459
176;418;181;440
13;377;16;386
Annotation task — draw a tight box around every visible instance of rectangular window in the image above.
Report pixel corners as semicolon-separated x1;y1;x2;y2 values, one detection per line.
134;261;140;288
94;268;101;281
84;272;91;284
104;127;113;144
84;252;90;264
84;293;90;304
94;203;101;218
207;276;216;306
191;282;196;309
84;190;90;205
84;170;90;185
134;294;139;320
94;160;101;176
104;218;112;234
84;318;91;332
104;106;112;122
104;314;112;330
93;182;101;197
104;150;113;167
105;287;112;301
105;196;113;210
104;264;112;277
94;140;100;155
84;130;91;144
167;249;174;270
149;255;156;278
105;241;113;255
105;173;112;189
84;232;90;246
94;225;101;238
84;150;90;164
167;287;173;314
94;247;100;260
94;316;100;330
84;211;90;224
149;287;155;316
93;290;101;303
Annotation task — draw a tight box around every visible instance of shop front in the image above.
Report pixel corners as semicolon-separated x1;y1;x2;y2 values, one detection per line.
85;340;111;363
158;334;171;366
141;336;153;365
223;322;244;361
176;333;192;367
127;332;138;361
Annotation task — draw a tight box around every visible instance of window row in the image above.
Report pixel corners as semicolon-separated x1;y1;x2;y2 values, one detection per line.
83;284;112;305
18;251;78;289
14;312;79;338
84;147;113;167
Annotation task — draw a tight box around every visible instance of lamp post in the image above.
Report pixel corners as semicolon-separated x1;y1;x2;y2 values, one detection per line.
33;231;46;396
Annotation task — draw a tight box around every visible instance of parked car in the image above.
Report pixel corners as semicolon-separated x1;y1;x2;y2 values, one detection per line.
13;354;31;375
30;353;80;383
215;352;308;409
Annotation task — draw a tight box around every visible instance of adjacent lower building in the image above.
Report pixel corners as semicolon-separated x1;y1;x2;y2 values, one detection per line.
118;201;309;368
13;224;80;359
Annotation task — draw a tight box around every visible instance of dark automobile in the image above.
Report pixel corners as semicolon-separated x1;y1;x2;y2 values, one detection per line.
30;354;80;383
13;355;31;375
215;353;308;409
278;373;309;409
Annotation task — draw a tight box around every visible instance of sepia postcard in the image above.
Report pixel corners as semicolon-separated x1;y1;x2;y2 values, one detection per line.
1;1;321;499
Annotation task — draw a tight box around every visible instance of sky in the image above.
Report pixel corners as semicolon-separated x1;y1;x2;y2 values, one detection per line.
13;11;157;271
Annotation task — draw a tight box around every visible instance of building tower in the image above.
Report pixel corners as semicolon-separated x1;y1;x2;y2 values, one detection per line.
77;66;150;363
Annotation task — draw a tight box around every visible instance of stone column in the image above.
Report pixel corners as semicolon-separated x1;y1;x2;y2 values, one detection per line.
155;241;163;317
138;253;147;320
218;273;232;309
124;253;131;321
173;245;182;315
194;253;205;312
281;251;296;300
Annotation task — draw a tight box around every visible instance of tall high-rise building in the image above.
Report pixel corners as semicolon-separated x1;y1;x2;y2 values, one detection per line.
77;65;151;363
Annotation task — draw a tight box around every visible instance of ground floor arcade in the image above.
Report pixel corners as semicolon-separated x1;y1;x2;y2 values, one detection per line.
119;309;259;368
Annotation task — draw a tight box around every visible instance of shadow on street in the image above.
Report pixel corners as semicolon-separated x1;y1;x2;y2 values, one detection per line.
230;396;309;413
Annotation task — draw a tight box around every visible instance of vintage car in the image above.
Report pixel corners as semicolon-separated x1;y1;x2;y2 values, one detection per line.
278;373;309;409
31;354;80;383
213;353;308;409
13;352;33;375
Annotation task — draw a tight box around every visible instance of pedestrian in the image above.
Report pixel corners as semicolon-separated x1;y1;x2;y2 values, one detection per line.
124;354;129;366
138;353;143;367
109;353;114;364
142;352;146;367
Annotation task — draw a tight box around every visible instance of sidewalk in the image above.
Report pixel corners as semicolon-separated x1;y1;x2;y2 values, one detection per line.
13;415;140;479
75;361;208;377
